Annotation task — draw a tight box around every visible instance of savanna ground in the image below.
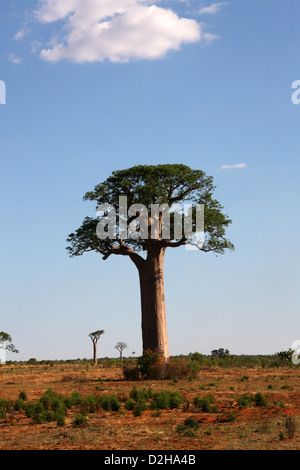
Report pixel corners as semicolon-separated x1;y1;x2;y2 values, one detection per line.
0;355;299;450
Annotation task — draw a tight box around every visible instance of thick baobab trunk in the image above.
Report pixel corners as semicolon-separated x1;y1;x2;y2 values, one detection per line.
138;246;169;360
93;342;97;365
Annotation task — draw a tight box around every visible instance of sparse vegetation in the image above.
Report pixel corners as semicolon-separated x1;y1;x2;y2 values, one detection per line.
0;358;299;450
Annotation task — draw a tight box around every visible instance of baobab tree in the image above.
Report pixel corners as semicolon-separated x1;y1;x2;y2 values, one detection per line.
67;164;234;361
89;330;104;365
115;342;128;362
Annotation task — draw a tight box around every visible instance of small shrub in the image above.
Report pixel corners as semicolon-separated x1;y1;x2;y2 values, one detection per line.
99;394;121;412
72;413;88;428
65;391;82;408
19;391;27;401
193;394;214;412
56;414;66;427
183;417;199;429
110;394;121;412
237;394;253;409
0;398;11;420
133;401;146;417
254;392;267;407
150;391;182;410
14;398;25;411
123;365;141;381
124;399;135;411
176;418;199;437
137;350;162;378
81;395;98;414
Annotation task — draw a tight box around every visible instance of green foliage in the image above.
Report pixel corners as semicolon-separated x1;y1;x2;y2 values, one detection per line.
99;394;121;412
237;394;253;409
65;391;83;408
18;391;27;401
0;398;11;419
14;398;26;411
72;413;88;428
124;399;135;411
254;392;267;407
24;389;67;424
137;350;161;378
66;164;234;259
129;386;153;402
81;395;98;414
189;352;204;363
176;418;199;437
211;348;230;359
193;394;214;412
150;390;182;410
183;417;200;429
0;332;19;354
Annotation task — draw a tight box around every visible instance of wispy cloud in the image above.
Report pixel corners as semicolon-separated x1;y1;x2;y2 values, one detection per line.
31;0;220;64
9;54;23;65
219;163;247;170
14;27;29;41
198;2;227;16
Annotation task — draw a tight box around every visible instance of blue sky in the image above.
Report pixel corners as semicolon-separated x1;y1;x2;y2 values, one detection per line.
1;0;300;361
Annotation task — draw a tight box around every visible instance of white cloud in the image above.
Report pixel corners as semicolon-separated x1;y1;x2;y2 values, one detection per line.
33;0;215;63
9;54;23;65
198;2;227;16
219;163;247;170
14;28;27;40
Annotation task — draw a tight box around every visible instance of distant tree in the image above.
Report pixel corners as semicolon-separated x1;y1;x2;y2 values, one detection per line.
89;330;105;365
115;342;127;362
211;348;230;359
0;332;19;354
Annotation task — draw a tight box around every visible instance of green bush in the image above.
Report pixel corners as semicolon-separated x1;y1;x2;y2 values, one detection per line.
254;392;267;407
99;394;121;412
23;389;67;424
72;413;88;428
65;391;83;408
137;350;161;378
14;398;26;411
81;395;98;413
0;398;11;420
237;394;253;409
19;391;27;401
124;399;135;411
56;414;66;427
150;390;182;410
176;418;199;437
129;386;153;402
193;394;214;412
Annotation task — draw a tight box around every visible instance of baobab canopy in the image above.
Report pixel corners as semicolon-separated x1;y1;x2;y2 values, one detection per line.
67;164;234;259
67;164;234;359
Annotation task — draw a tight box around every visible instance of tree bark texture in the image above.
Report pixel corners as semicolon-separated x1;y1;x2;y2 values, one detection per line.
93;342;97;365
138;247;169;360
